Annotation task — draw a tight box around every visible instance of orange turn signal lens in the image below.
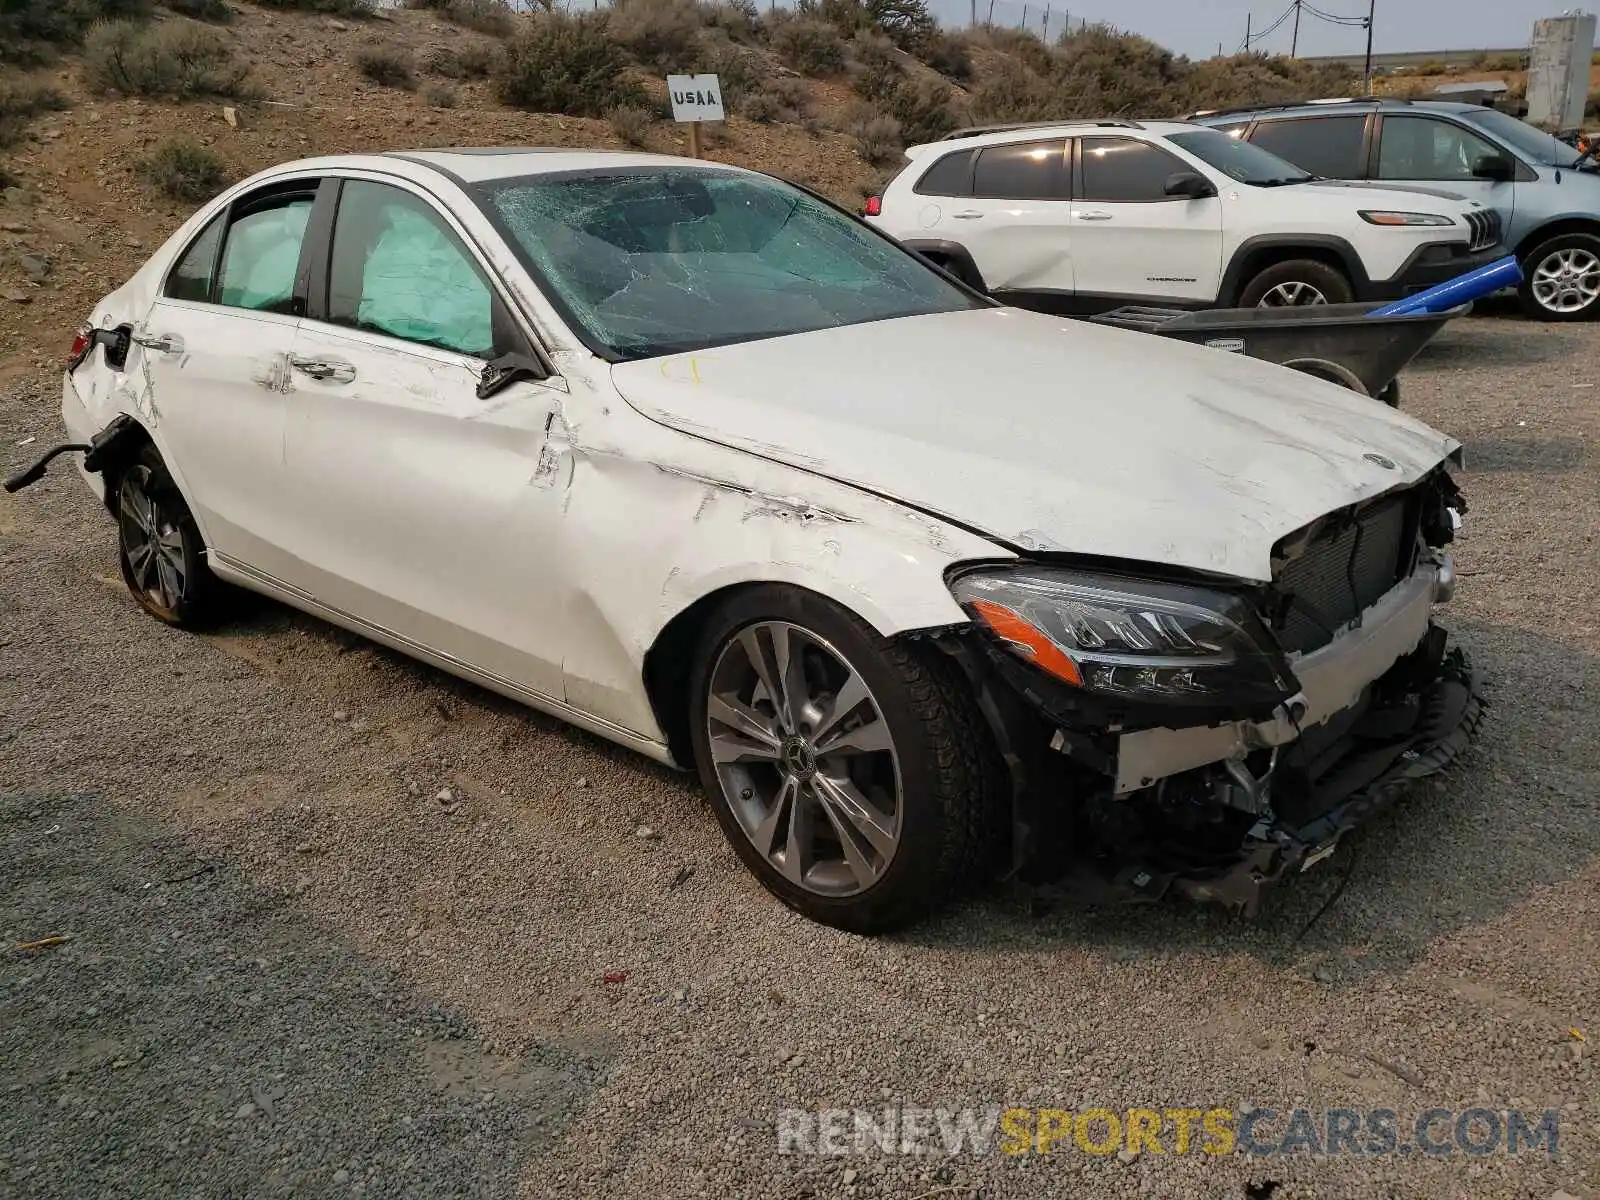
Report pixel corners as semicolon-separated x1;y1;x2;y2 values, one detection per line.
970;598;1083;687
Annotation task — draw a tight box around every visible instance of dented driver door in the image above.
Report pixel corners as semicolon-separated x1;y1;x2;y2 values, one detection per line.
275;175;568;699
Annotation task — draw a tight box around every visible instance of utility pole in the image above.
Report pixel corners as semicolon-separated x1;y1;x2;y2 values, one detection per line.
1020;3;1027;30
1244;11;1252;53
1363;0;1376;94
969;0;976;26
1042;6;1050;41
1290;0;1301;57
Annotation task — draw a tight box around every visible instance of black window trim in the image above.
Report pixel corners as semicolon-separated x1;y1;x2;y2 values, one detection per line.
968;137;1070;202
1073;134;1194;204
1244;111;1377;180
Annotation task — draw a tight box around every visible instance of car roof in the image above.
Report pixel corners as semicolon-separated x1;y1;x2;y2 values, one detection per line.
909;119;1205;156
1192;99;1485;123
391;147;750;183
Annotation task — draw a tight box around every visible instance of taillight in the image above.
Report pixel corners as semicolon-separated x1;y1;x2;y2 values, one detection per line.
66;326;93;372
863;195;883;217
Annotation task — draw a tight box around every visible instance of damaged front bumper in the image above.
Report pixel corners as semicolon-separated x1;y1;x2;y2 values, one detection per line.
946;557;1485;917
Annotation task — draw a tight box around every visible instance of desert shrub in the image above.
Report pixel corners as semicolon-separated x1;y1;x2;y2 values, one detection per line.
921;28;971;81
0;83;69;148
881;72;955;142
85;18;250;98
772;17;846;77
406;0;514;36
740;76;808;123
848;28;901;99
140;138;227;202
422;82;457;107
1488;52;1527;71
978;25;1053;75
608;0;702;70
3;0;154;65
495;14;645;116
696;32;764;96
246;0;374;14
425;43;496;78
355;46;417;89
969;57;1058;122
703;0;760;44
1176;54;1356;116
860;0;935;52
608;103;656;146
847;107;901;164
166;0;234;20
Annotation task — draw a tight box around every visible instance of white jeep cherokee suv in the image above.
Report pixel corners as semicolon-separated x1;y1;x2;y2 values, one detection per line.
865;119;1503;309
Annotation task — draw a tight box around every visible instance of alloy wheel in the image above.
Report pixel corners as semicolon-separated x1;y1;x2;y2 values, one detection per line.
705;621;903;897
1258;280;1328;307
119;464;188;614
1531;247;1600;315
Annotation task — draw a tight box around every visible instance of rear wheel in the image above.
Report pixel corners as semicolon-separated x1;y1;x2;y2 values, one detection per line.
687;587;1002;932
1239;259;1354;309
115;444;221;627
1518;233;1600;322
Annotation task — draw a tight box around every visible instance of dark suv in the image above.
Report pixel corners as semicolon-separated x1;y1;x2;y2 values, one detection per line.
1192;99;1600;321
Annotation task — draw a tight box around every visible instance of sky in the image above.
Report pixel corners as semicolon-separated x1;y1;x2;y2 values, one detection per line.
922;0;1598;59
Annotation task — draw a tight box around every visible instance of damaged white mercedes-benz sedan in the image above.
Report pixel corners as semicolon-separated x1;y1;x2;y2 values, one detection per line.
8;149;1483;931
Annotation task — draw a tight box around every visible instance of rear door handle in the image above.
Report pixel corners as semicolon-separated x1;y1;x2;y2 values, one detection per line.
951;211;984;220
291;355;357;384
1076;211;1113;221
131;332;183;355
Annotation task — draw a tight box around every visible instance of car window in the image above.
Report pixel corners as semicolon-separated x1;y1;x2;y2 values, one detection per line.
326;180;494;358
913;148;976;197
217;195;314;314
165;213;225;303
1080;136;1192;202
479;167;981;362
1377;116;1500;181
971;139;1066;200
1248;116;1367;178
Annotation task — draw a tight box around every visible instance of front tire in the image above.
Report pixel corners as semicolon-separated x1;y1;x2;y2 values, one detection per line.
687;587;1002;932
1239;259;1354;308
1518;233;1600;322
115;444;221;627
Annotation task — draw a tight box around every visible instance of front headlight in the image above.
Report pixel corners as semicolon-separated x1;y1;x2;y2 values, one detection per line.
1358;210;1456;227
951;567;1296;708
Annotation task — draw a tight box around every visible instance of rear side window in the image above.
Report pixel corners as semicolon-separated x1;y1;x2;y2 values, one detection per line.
913;148;976;197
165;214;225;303
971;139;1067;200
217;195;315;314
1249;116;1368;179
1079;137;1190;202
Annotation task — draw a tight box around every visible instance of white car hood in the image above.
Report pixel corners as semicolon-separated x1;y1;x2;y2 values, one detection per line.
609;307;1459;583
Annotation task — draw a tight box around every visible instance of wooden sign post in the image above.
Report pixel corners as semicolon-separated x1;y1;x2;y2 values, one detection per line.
666;73;724;159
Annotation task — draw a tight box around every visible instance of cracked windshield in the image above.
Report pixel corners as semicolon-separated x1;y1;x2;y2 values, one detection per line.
480;168;980;361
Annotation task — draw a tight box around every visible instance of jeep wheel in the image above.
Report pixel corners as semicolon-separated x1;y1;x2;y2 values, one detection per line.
1519;233;1600;322
1240;260;1354;308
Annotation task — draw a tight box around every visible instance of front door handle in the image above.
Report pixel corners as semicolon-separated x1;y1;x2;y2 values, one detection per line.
1076;211;1114;221
131;332;183;355
951;210;984;219
291;355;357;384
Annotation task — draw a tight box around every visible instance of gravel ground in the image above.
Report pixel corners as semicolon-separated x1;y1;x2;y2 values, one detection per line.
1;310;1597;1200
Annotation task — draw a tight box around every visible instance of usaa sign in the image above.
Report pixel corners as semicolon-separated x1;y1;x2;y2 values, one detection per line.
667;73;725;122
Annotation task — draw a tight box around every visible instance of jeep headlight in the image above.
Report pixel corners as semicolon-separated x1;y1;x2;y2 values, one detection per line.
951;567;1296;707
1358;210;1456;227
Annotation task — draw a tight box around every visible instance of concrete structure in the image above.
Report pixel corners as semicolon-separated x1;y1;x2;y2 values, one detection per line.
1526;10;1597;131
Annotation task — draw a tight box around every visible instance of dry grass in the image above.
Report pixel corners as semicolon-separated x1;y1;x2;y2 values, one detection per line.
83;18;250;99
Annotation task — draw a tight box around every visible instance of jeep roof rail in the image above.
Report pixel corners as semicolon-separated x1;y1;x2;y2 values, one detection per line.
939;118;1145;140
1187;96;1410;120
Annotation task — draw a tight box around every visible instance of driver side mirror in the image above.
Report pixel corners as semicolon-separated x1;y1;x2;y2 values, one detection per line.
1164;171;1217;199
1471;153;1515;182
